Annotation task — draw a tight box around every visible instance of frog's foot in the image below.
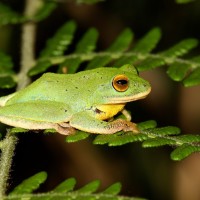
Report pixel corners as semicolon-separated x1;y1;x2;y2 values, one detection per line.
109;119;139;134
70;112;140;134
54;123;76;135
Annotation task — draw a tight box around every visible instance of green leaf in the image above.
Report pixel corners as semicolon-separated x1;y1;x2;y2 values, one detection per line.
0;76;16;89
176;134;200;143
58;57;82;74
40;21;77;58
75;28;98;54
136;57;165;71
0;51;13;70
28;60;52;76
93;133;120;145
161;38;198;58
107;29;133;52
171;144;200;161
113;27;161;67
102;182;121;195
9;171;47;195
77;180;100;193
53;178;76;193
10;127;28;134
137;120;157;131
0;3;26;26
148;126;181;136
133;27;161;53
66;131;90;143
114;55;138;67
108;133;149;146
142;138;177;148
183;68;200;87
176;0;195;3
76;0;104;4
86;28;133;69
33;2;57;21
167;62;190;81
59;28;98;73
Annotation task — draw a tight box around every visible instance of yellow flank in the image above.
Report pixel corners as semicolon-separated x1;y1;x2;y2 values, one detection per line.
95;104;125;120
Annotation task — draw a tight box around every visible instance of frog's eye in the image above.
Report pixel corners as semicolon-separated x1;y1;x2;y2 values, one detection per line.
112;75;129;92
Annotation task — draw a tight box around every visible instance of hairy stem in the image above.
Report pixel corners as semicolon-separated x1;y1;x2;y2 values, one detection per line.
0;133;18;198
0;0;41;197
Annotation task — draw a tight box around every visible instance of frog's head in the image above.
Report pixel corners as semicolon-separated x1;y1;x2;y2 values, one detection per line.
93;64;151;104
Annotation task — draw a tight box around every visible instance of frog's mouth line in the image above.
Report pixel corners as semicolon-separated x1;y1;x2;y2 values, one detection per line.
106;88;151;104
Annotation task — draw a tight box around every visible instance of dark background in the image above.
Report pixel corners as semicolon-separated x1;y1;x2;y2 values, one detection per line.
1;0;200;200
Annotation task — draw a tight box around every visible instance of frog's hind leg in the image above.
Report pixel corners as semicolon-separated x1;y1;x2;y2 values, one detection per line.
0;115;76;135
0;101;76;135
56;123;76;135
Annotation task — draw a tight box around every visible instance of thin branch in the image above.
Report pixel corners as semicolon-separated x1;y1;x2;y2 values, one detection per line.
44;51;200;70
17;0;42;90
0;0;41;197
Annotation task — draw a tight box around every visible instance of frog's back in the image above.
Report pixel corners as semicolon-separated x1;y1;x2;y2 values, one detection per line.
6;73;78;105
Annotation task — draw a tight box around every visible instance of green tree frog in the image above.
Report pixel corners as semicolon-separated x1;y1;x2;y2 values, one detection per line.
0;64;151;135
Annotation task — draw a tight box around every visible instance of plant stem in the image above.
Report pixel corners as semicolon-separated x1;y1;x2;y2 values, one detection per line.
17;0;42;90
0;133;18;199
0;0;41;197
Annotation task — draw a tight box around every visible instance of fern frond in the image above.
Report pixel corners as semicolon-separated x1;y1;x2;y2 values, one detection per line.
58;28;98;73
161;38;198;58
53;178;76;193
171;144;200;161
40;21;77;58
76;0;104;4
66;131;90;143
29;23;200;86
28;21;77;76
0;52;16;88
86;28;133;70
176;0;195;3
133;27;161;54
167;62;190;81
0;3;26;26
77;180;100;193
115;27;161;66
9;171;47;195
33;1;57;22
7;174;145;200
64;120;200;161
142;138;177;147
183;68;200;86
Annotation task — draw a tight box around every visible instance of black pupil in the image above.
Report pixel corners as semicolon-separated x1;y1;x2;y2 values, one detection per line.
116;79;128;85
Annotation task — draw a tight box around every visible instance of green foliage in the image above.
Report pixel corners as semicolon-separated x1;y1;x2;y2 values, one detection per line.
9;171;47;196
0;3;26;26
29;21;77;76
75;0;104;4
26;22;200;86
33;1;57;22
176;0;195;3
58;28;99;73
5;173;144;200
0;52;15;88
65;121;200;161
0;1;57;26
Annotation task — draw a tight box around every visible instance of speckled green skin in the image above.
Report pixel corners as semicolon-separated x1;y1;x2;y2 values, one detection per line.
0;64;151;135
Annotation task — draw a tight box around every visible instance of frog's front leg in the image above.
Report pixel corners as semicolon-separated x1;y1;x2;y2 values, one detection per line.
70;111;139;134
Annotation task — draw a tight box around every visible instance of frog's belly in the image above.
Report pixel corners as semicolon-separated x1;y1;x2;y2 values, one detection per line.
95;104;125;120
